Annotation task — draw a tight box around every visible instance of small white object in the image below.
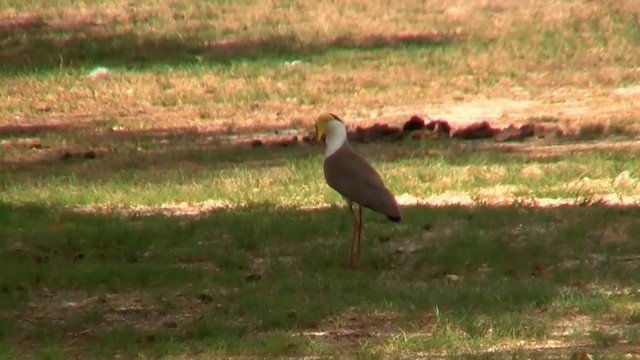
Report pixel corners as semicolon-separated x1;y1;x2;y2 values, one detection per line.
444;274;462;283
284;60;304;69
88;66;111;80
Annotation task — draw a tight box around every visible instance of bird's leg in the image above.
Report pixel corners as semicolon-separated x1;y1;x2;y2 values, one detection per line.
354;205;363;265
346;201;358;269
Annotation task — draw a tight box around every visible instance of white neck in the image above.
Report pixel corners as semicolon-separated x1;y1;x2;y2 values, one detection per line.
324;119;348;158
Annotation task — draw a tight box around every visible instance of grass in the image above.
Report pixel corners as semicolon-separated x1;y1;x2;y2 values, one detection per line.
1;0;639;130
3;138;640;206
2;0;640;358
3;138;640;359
2;200;640;358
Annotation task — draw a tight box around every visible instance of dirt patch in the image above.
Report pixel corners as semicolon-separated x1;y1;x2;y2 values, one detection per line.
300;308;408;348
7;289;216;350
70;199;237;218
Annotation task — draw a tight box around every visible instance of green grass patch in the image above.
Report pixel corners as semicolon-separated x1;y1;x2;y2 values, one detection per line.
1;198;640;357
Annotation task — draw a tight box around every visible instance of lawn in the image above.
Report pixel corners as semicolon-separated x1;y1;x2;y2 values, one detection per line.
1;0;640;359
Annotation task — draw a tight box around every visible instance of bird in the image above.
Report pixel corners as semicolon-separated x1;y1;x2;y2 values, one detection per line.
314;113;402;269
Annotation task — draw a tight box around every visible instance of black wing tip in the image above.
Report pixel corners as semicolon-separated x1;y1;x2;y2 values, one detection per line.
387;215;402;223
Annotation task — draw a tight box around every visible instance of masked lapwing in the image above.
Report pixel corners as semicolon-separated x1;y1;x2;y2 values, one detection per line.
315;113;402;269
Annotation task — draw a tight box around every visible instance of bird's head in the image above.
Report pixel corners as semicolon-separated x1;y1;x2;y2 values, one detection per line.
315;113;343;142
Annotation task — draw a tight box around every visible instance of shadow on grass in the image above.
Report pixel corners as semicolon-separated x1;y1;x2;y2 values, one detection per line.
3;123;640;189
0;14;463;74
1;200;640;357
0;123;323;181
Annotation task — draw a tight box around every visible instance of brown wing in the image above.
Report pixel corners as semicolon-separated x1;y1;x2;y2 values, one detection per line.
324;143;401;222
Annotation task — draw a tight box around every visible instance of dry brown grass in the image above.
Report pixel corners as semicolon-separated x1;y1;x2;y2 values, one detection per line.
1;0;639;136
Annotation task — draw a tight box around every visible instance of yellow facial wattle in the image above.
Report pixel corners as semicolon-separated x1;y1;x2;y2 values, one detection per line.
315;122;326;141
315;113;341;141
